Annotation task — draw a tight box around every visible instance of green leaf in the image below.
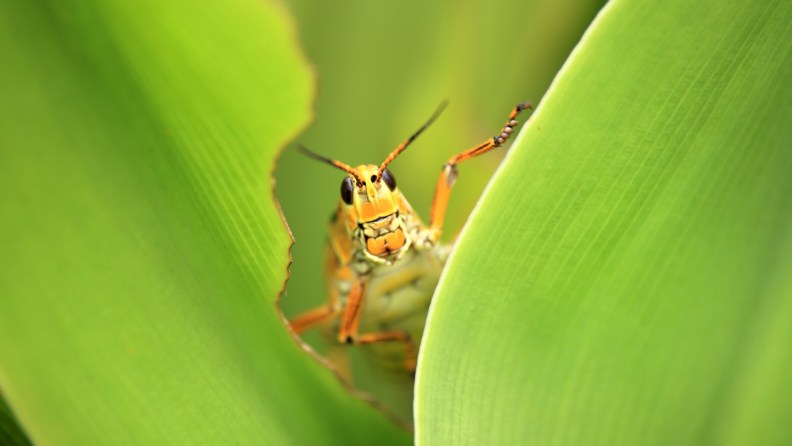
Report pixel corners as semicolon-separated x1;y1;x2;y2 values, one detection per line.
417;0;792;444
0;0;409;444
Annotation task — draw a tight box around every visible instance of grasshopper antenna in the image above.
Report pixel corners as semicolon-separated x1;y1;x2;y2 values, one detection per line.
295;144;365;186
378;100;449;179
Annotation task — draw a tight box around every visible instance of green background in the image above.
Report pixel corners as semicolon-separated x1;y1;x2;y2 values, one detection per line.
3;0;789;444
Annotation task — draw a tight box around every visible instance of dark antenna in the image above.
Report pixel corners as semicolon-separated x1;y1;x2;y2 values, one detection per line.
378;100;449;178
296;144;365;185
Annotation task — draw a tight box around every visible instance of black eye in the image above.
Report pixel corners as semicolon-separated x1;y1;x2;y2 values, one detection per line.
341;176;355;205
381;168;396;191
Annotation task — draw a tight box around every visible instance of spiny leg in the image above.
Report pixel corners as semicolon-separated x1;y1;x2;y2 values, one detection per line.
355;330;417;373
429;101;533;235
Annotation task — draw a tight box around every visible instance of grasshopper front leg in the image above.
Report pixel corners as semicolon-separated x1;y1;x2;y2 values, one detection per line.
337;278;417;373
418;101;532;247
289;304;342;334
338;279;368;343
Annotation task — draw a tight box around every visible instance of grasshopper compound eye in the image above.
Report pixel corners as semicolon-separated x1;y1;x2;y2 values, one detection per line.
381;168;396;191
341;176;355;205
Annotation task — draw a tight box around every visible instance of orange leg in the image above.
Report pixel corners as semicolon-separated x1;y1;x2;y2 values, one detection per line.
430;101;532;232
289;278;368;340
338;279;368;343
290;278;416;373
289;304;341;334
356;330;417;373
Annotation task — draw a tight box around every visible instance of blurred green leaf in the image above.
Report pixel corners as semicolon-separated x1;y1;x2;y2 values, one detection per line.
417;0;792;444
277;0;606;418
0;0;410;444
0;396;32;446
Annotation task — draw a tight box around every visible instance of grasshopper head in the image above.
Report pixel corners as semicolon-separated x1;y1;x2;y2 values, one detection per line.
295;102;446;263
339;165;407;260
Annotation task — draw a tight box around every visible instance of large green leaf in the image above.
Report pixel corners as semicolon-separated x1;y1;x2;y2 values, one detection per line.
417;0;792;444
277;0;606;418
0;0;409;444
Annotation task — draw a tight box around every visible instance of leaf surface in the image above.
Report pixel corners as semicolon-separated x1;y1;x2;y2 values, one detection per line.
416;0;792;444
0;0;410;444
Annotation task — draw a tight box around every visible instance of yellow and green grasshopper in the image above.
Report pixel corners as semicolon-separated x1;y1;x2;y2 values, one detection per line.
289;101;532;376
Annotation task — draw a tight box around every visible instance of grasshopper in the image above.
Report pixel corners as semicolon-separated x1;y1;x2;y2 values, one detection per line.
289;101;532;376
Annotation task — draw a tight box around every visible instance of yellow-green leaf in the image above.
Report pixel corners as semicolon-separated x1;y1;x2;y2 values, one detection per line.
417;0;792;444
0;0;410;444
